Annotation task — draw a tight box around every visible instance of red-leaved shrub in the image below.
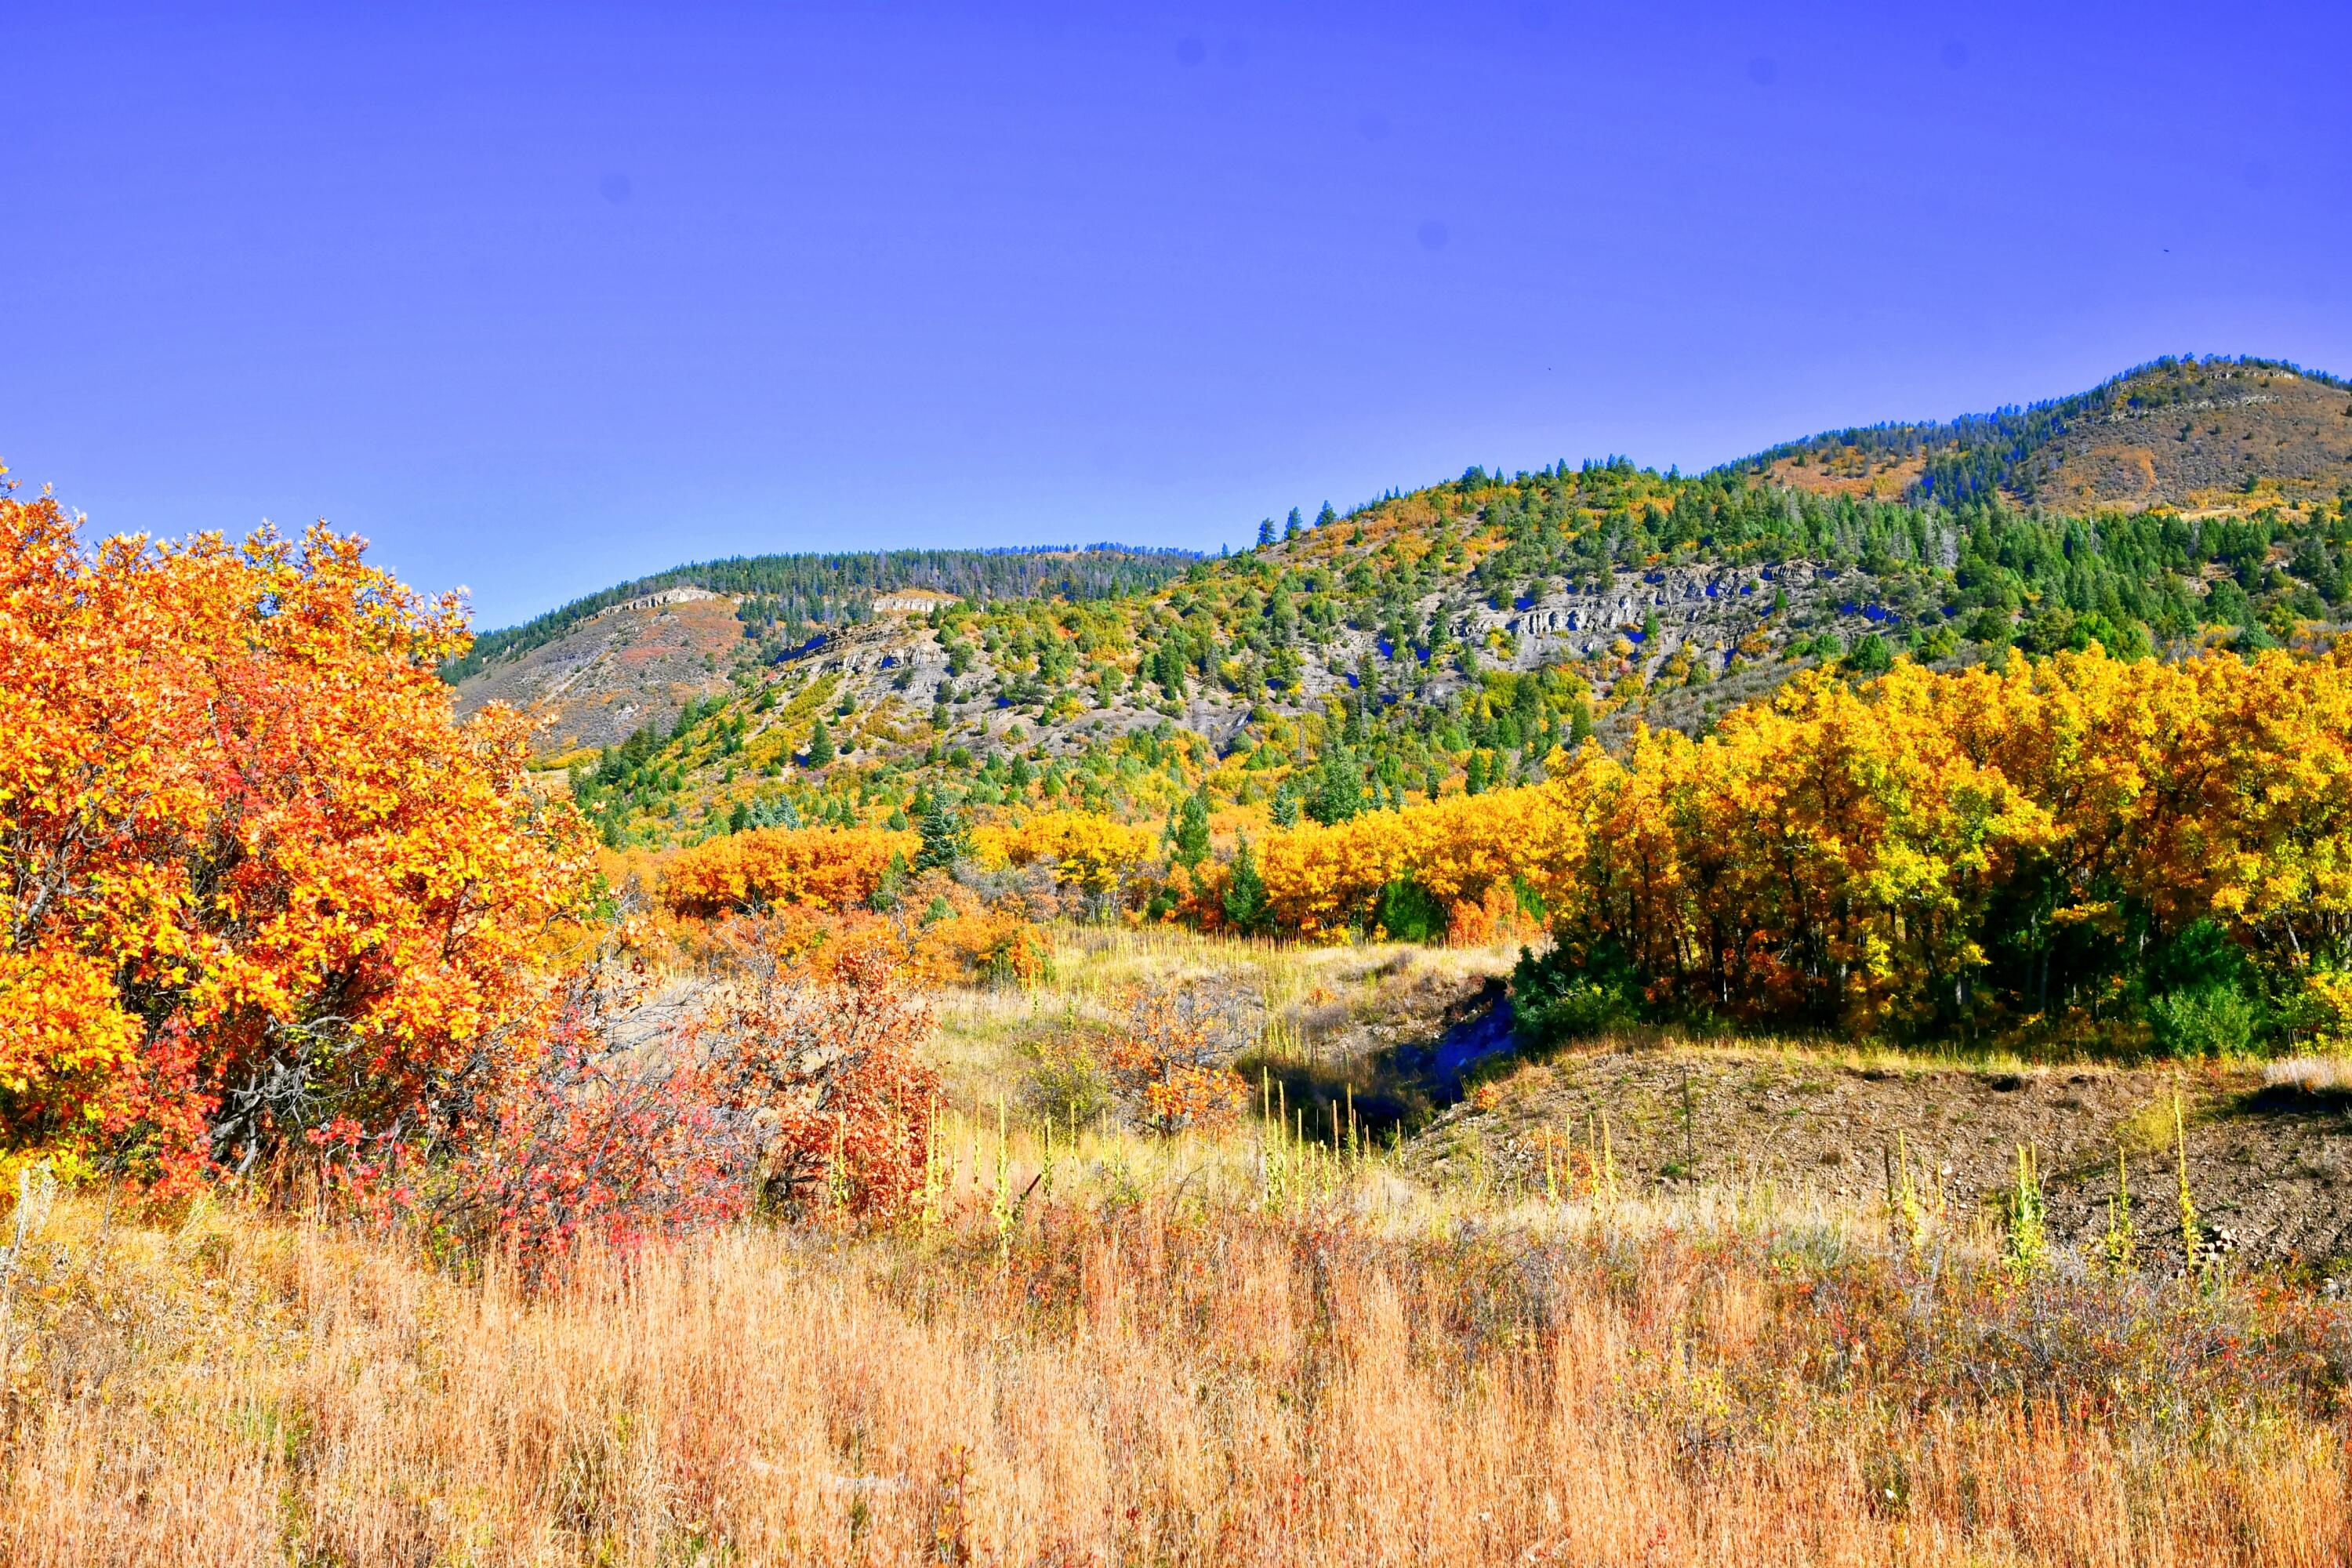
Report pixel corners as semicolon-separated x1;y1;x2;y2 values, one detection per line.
318;928;938;1264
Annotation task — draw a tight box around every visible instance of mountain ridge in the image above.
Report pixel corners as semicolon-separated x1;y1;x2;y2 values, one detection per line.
1729;354;2352;510
451;355;2352;851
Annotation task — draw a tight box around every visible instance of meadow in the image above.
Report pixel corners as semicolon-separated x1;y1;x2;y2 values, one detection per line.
4;931;2348;1567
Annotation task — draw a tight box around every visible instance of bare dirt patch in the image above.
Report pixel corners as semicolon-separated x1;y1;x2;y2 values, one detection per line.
1403;1040;2352;1277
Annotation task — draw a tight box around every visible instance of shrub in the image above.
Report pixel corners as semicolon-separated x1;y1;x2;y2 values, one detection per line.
1025;1031;1112;1126
1843;632;1893;677
1375;877;1448;943
2147;983;2262;1058
973;810;1154;895
1102;985;1250;1133
328;938;942;1258
1533;646;2352;1046
661;826;917;918
1510;941;1641;1047
0;490;593;1189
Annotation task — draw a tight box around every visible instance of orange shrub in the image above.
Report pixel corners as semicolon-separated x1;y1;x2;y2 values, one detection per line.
661;826;918;918
325;935;942;1258
1102;984;1250;1132
0;486;592;1188
689;943;939;1222
688;874;1050;992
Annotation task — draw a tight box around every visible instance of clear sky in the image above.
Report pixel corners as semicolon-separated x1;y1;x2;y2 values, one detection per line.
5;1;2347;627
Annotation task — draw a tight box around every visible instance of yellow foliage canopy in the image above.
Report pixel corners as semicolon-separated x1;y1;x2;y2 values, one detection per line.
1252;789;1582;939
974;811;1156;894
1551;647;2352;1040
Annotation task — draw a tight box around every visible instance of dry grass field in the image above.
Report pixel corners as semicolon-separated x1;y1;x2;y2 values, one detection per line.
2;930;2348;1566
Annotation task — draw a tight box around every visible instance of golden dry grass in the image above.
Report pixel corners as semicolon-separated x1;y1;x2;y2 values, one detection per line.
2;1120;2347;1567
3;937;2345;1565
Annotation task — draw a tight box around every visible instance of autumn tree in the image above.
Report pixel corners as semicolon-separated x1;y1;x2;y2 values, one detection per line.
0;482;592;1187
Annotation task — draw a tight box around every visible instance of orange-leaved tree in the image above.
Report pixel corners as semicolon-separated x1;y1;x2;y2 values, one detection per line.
1102;984;1250;1133
661;825;918;919
0;481;593;1188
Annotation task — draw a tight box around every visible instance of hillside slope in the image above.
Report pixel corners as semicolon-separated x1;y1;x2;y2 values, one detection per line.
457;356;2352;850
453;587;748;755
454;545;1196;753
1741;356;2352;510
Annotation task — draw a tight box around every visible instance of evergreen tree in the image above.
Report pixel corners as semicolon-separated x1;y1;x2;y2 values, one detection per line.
915;793;967;871
1308;746;1363;825
1284;507;1304;540
1845;632;1894;677
804;717;835;768
1316;500;1338;528
1256;517;1277;547
868;850;909;913
1171;788;1211;869
1223;836;1270;935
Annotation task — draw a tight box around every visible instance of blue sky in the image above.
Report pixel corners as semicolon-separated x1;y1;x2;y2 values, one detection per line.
4;1;2346;627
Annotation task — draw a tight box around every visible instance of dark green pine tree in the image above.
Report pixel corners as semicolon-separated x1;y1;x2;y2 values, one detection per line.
1171;788;1211;869
916;793;968;871
1223;835;1270;935
1283;507;1303;541
1256;517;1277;547
1315;500;1338;528
1308;746;1363;825
804;717;835;768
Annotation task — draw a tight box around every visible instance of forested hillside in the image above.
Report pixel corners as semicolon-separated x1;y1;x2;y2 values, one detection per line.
539;437;2352;868
1739;355;2352;509
459;358;2352;805
442;543;1200;685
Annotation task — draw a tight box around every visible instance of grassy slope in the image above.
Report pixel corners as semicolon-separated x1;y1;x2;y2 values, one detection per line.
7;935;2347;1564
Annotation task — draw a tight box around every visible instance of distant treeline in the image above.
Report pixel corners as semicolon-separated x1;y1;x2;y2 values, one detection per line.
442;543;1203;683
1724;355;2352;507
